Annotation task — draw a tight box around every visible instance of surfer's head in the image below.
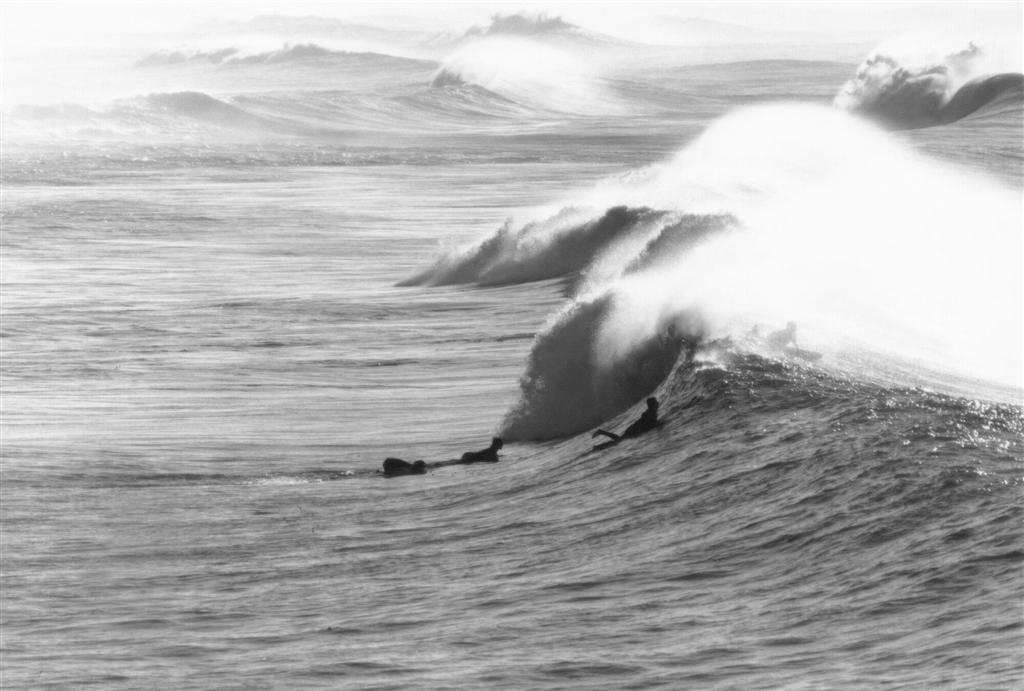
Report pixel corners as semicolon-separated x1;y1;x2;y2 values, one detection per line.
646;397;659;410
491;437;503;450
412;460;426;473
786;321;797;333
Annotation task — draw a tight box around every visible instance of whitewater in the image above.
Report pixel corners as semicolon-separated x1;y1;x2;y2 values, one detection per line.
2;7;1022;689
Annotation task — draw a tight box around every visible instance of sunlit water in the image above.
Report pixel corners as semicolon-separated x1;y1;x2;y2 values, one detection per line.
2;20;1022;689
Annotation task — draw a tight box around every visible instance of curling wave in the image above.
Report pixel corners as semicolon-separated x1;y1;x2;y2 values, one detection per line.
431;35;620;113
403;103;1022;439
834;40;1024;128
401;207;737;298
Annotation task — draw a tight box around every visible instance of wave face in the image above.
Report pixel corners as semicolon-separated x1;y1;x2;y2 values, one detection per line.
7;91;291;140
430;35;619;113
457;11;625;47
4;83;537;143
402;103;1023;440
835;39;1024;128
401;207;727;288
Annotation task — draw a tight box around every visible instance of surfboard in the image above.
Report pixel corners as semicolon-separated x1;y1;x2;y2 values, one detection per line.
590;419;665;451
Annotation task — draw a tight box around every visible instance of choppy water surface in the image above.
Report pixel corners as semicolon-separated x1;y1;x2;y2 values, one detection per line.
2;11;1023;689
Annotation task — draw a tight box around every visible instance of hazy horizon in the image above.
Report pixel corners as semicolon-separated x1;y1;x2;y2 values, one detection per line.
3;1;1022;108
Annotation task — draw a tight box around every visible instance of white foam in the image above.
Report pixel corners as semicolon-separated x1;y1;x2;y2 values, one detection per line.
432;36;619;113
500;103;1022;438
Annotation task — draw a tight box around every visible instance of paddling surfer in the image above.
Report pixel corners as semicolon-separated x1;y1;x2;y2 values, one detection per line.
381;437;504;475
381;458;427;476
459;437;503;463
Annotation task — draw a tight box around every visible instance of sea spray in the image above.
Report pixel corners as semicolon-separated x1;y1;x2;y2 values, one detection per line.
834;36;1024;127
431;35;619;113
483;103;1022;439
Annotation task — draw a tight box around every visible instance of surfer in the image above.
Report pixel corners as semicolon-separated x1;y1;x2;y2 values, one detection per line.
458;437;503;463
381;458;427;476
592;397;660;443
382;438;504;475
762;321;821;362
765;321;798;350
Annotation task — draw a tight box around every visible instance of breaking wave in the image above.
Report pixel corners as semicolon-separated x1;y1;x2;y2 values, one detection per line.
431;36;619;113
834;39;1024;128
464;13;578;38
403;103;1022;439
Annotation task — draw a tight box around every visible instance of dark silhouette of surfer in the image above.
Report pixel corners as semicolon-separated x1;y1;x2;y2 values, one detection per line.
382;458;426;476
592;397;660;443
380;438;504;475
458;437;503;463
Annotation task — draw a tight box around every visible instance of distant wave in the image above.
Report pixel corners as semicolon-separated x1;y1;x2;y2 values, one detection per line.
431;35;620;113
500;293;694;439
143;92;270;127
458;12;624;46
941;72;1024;123
7;91;289;140
4;82;548;143
465;13;577;38
404;104;1022;438
834;40;1024;128
135;48;241;67
136;43;433;70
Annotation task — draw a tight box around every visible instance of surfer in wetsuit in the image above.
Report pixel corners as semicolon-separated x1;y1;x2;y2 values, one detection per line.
765;321;798;350
592;397;660;443
458;437;503;463
381;438;504;475
381;458;427;476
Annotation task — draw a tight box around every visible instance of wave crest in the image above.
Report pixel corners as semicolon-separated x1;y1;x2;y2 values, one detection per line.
431;36;618;113
834;39;1023;128
431;103;1024;438
400;206;686;288
465;13;577;38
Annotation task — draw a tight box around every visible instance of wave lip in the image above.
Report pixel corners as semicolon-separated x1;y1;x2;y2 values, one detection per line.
460;12;626;47
834;40;1024;128
941;72;1024;123
400;206;675;288
499;295;693;440
430;34;620;114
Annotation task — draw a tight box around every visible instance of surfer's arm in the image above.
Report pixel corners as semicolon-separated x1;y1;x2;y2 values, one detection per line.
592;429;620;441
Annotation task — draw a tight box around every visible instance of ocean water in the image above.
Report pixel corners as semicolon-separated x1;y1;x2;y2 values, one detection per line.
2;12;1023;689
